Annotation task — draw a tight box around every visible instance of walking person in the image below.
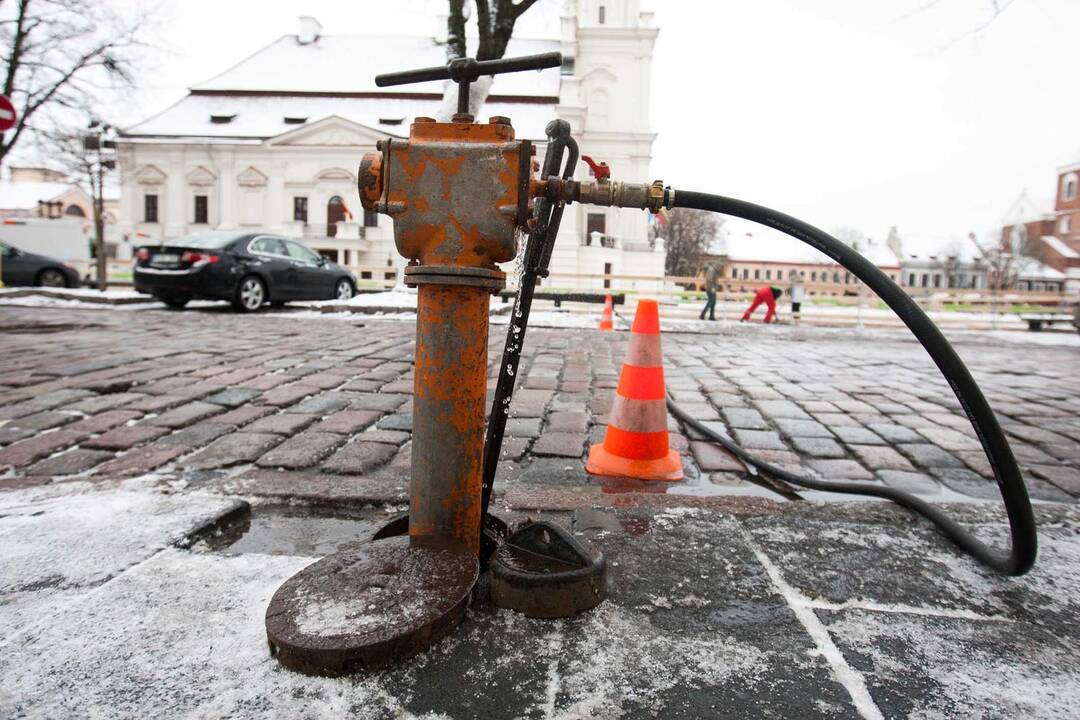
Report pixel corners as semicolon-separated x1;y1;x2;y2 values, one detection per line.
740;285;781;323
790;274;806;326
699;262;719;321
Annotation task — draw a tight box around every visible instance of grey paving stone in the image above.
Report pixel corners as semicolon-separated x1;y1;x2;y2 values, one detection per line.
152;401;225;429
349;393;408;412
831;426;885;445
807;459;874;480
205;388;262;408
246;413;317;435
877;470;940;493
312;410;381;435
546;411;589;433
531;431;586;458
359;429;411;446
1029;465;1080;497
506;417;542;439
732;429;788;451
917;426;982;451
27;449;114;476
255;432;347;469
259;383;319;407
82;425;170;451
377;414;413;432
789;436;846;458
322;441;398;475
850;445;915;471
866;422;923;443
722;407;768;430
286;392;351;416
897;443;965;469
9;411;77;431
774;418;834;439
160;422;234;449
754;400;811;420
187;432;283;470
690;441;743;472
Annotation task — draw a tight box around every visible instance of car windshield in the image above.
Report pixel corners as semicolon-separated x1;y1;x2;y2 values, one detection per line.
173;231;248;250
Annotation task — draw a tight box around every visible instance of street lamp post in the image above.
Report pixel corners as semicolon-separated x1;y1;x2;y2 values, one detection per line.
83;122;116;291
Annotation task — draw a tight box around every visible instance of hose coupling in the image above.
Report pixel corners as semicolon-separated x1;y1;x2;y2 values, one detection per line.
536;178;673;213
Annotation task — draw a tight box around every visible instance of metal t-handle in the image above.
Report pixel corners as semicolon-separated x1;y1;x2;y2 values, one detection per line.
375;51;563;116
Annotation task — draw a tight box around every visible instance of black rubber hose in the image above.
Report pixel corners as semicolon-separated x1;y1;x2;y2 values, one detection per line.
670;190;1037;576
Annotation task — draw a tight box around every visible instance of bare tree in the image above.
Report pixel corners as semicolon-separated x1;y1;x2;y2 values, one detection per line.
656;208;722;277
0;0;150;170
36;116;115;288
439;0;544;118
970;228;1043;291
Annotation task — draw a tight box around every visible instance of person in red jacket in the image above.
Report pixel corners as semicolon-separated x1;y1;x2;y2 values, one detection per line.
741;285;782;323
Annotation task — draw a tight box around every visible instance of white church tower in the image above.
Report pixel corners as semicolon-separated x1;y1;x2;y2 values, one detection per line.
550;0;663;286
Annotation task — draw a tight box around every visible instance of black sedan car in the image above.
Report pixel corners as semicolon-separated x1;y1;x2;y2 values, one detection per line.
133;231;355;311
0;241;81;288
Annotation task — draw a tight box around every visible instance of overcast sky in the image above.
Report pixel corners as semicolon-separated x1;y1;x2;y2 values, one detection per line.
115;0;1079;249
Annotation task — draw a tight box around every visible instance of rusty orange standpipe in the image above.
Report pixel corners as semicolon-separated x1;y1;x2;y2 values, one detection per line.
358;116;533;555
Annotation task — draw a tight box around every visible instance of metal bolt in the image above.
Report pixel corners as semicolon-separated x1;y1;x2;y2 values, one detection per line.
414;116;436;124
452;113;475;124
488;116;511;126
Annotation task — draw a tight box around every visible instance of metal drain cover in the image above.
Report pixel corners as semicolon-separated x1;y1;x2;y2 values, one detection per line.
265;535;478;676
490;521;606;618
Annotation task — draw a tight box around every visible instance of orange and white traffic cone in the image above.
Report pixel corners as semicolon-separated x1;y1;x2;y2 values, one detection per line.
586;299;683;481
598;294;614;331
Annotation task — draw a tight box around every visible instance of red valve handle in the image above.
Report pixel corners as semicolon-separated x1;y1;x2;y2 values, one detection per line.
581;155;610;181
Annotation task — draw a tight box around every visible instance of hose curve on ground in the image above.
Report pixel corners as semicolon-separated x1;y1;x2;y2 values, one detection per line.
669;189;1037;576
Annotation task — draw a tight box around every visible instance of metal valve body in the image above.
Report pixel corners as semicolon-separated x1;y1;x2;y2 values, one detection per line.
359;117;534;554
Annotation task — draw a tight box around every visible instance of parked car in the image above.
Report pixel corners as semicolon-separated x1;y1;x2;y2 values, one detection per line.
133;231;355;311
0;240;81;288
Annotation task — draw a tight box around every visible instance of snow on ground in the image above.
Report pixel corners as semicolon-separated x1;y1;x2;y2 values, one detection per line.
0;287;145;300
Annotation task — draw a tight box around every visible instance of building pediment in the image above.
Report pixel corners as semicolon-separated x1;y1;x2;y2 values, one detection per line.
186;165;217;186
314;167;356;182
579;66;619;84
237;166;269;187
265;116;387;147
135;164;166;185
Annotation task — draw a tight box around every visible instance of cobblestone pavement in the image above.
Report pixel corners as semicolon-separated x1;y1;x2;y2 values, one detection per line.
1;305;1078;506
3;305;1080;718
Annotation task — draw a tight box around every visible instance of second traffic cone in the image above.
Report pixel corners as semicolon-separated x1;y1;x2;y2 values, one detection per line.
598;294;613;331
586;299;683;481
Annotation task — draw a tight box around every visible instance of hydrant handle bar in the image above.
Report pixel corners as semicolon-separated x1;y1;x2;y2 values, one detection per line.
376;52;563;117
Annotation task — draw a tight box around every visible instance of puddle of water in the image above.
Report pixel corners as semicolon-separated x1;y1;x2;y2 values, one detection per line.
204;504;398;557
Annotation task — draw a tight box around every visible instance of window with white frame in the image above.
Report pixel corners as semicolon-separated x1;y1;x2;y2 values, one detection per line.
1063;173;1078;202
1061;216;1071;234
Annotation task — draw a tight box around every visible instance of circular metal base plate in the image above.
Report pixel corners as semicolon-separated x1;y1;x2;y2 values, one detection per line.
265;536;478;676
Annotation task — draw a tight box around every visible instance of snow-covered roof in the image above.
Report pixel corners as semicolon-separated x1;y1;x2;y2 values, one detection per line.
900;236;984;265
1040;235;1080;259
1017;260;1066;281
0;180;74;210
124;94;557;142
191;34;561;98
720;219;900;267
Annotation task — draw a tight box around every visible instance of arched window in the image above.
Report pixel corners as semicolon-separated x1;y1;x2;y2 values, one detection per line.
1063;172;1078;202
327;195;346;237
64;204;86;217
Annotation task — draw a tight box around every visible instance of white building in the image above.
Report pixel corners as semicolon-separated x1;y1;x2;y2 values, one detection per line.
116;1;664;288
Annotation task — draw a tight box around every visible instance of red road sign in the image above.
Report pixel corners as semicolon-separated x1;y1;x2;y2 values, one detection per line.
0;95;16;132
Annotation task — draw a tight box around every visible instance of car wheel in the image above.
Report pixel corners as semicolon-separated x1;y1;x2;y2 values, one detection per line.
37;268;69;288
160;296;190;309
335;278;354;301
233;275;266;312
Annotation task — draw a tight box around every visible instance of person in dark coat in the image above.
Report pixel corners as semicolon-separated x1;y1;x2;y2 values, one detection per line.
699;263;720;320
